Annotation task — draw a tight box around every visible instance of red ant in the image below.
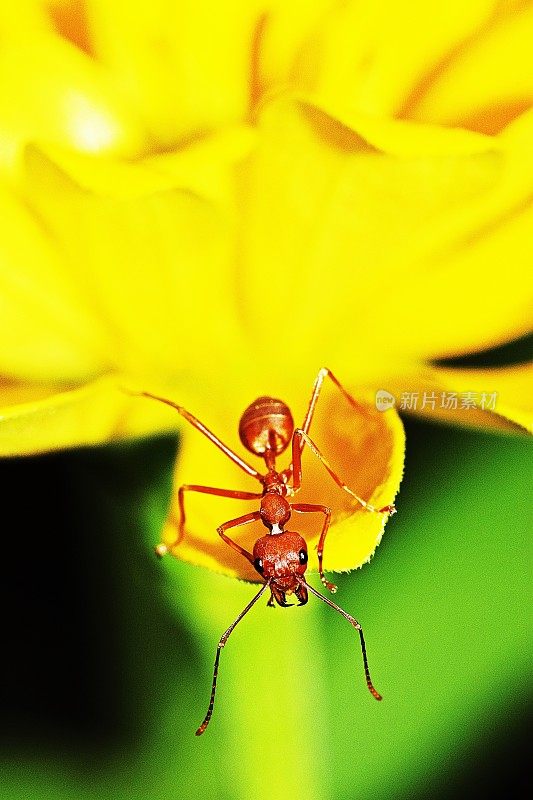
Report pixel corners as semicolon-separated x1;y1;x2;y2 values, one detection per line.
136;368;395;735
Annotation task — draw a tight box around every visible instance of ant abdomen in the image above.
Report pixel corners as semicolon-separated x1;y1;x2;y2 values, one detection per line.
238;396;294;456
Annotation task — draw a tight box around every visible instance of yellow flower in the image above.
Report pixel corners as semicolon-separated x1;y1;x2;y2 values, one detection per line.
0;1;531;580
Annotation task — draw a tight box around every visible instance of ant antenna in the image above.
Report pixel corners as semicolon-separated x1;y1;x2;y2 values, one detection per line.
299;578;382;701
196;580;271;735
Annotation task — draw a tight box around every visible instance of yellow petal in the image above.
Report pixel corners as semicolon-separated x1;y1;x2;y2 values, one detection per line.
423;362;533;432
237;96;532;375
372;359;533;433
0;30;145;180
30;121;255;203
159;383;404;581
0;2;52;34
86;0;263;147
0;183;110;382
293;0;498;117
0;376;177;456
145;124;256;206
20;144;245;379
408;5;533;134
499;107;533;194
255;0;335;93
0;369;248;457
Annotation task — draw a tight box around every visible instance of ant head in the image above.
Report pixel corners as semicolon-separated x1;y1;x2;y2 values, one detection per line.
238;397;294;457
252;531;308;584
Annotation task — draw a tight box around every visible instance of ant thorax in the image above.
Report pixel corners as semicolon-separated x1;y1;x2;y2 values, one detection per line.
259;490;291;530
261;470;290;492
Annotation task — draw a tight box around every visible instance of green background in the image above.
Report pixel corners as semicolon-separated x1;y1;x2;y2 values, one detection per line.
1;414;530;799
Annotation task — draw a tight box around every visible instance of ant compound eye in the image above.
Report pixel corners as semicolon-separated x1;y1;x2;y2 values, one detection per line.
298;549;308;565
254;557;264;574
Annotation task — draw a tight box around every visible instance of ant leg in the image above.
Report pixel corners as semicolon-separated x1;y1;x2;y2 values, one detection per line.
291;429;395;515
283;367;372;484
291;503;336;593
131;391;261;481
217;511;263;565
299;578;382;701
196;580;271;735
302;367;370;444
157;485;262;556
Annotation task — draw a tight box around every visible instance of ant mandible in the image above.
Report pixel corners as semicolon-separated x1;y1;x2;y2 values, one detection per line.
137;368;395;735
